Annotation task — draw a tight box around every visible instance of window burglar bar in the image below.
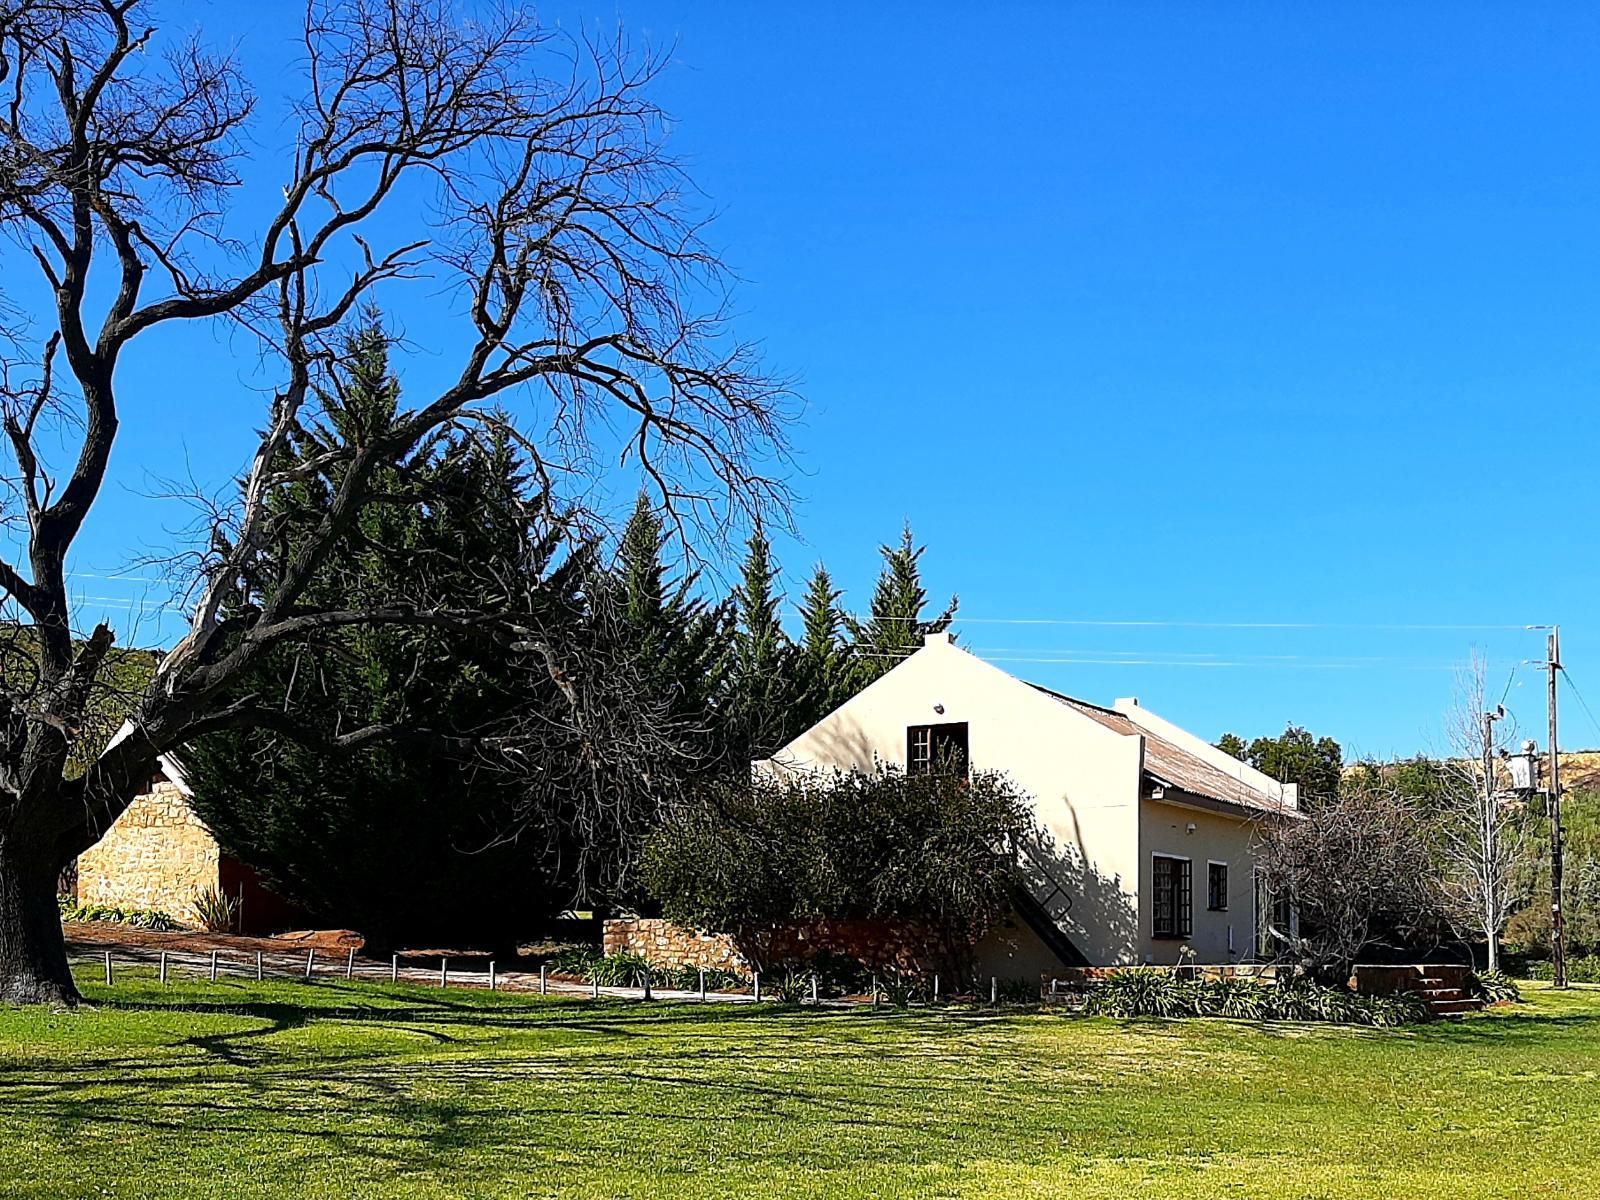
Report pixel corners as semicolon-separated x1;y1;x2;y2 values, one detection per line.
1153;855;1192;938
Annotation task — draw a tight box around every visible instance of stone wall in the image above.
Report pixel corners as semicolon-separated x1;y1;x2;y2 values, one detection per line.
603;918;749;972
602;917;966;977
75;782;219;924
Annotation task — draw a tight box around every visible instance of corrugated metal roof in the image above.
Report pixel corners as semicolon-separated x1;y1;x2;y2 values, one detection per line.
1029;685;1294;817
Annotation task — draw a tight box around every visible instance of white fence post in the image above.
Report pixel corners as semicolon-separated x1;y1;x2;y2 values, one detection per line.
699;968;706;1001
811;974;819;1004
305;949;315;980
210;950;218;982
933;973;940;1003
440;957;448;988
103;950;112;986
159;951;168;985
346;947;355;980
539;964;548;995
391;954;398;983
489;961;497;992
255;951;263;982
871;974;879;1009
991;976;998;1005
753;972;761;1003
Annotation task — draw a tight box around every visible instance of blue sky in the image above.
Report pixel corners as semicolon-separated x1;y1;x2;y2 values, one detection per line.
42;2;1600;756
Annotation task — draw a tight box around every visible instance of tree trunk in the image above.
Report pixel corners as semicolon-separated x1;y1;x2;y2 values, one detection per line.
1485;927;1500;975
0;839;79;1006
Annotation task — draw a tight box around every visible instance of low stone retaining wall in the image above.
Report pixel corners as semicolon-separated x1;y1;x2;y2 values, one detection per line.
602;919;748;972
602;917;963;976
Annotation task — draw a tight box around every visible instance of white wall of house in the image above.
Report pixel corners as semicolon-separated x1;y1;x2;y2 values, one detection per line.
763;633;1146;964
1137;799;1263;964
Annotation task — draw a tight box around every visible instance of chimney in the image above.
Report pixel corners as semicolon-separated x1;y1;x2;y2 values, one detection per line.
923;631;953;648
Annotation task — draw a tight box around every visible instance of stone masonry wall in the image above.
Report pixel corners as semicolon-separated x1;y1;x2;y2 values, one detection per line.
76;782;219;924
603;918;749;972
603;917;964;977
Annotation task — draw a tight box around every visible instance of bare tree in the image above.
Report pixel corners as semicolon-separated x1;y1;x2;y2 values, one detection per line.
1253;780;1441;982
0;0;789;1004
1433;654;1530;974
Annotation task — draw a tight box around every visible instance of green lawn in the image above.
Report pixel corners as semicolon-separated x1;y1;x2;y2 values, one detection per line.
0;969;1594;1198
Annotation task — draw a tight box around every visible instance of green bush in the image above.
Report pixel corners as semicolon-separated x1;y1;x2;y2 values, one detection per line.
58;896;178;931
1083;970;1429;1026
587;952;652;988
1085;970;1195;1018
544;945;601;977
1528;956;1600;984
1469;970;1522;1004
642;766;1035;947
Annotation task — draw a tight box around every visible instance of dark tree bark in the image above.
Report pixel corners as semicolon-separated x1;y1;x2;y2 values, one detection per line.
0;0;790;1004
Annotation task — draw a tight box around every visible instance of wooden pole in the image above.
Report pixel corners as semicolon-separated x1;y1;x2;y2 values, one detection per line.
1549;628;1569;988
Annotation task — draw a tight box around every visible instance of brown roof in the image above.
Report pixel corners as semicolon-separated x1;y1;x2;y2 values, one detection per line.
1030;685;1295;818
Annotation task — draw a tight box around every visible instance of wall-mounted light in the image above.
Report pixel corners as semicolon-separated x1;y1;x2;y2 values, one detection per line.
1186;822;1197;835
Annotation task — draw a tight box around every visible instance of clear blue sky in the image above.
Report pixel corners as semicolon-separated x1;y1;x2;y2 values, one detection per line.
52;2;1600;757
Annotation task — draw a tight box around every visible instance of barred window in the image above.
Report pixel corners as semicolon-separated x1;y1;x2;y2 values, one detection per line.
1153;855;1192;938
1207;862;1229;911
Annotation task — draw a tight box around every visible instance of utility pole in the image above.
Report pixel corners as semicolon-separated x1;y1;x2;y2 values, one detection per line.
1547;627;1568;989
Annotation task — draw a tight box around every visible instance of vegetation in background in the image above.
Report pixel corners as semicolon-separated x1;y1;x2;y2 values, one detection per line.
1217;724;1344;804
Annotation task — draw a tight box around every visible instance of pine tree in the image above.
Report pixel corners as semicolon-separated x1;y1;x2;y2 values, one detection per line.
725;524;795;757
614;493;732;762
794;563;846;727
845;522;957;687
186;317;581;946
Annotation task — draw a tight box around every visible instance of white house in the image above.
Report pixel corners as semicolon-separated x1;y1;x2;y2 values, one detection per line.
757;632;1300;973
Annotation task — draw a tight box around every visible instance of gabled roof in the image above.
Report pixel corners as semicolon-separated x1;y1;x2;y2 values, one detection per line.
106;720;193;798
1030;685;1297;817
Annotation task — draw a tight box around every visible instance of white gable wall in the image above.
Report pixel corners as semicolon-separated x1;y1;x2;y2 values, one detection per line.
764;635;1145;964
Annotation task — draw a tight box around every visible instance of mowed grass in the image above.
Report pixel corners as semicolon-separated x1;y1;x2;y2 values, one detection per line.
0;970;1595;1199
